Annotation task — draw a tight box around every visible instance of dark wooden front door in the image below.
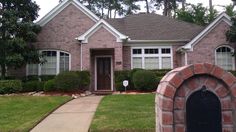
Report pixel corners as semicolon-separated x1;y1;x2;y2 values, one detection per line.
186;87;222;132
96;57;112;91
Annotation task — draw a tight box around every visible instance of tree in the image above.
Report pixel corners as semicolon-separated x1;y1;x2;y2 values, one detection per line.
226;17;236;42
224;4;236;17
176;3;218;26
152;0;183;17
0;0;41;79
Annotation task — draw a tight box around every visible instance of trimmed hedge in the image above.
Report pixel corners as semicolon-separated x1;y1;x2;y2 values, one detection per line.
22;81;45;92
133;70;158;91
77;71;90;90
55;71;80;92
114;69;171;91
115;70;130;91
0;80;22;94
44;79;56;92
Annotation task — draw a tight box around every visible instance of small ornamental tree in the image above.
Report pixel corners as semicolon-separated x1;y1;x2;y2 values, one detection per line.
0;0;41;79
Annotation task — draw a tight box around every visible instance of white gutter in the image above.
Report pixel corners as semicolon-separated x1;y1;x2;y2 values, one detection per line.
127;39;190;43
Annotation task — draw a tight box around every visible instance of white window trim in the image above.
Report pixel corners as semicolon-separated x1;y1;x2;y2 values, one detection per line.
26;50;71;76
131;46;173;69
94;55;114;91
215;45;235;71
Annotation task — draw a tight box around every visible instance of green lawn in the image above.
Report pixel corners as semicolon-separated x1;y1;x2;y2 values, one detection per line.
90;94;155;132
0;96;71;132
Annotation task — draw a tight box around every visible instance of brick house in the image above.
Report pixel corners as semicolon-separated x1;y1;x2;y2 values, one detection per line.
11;0;235;91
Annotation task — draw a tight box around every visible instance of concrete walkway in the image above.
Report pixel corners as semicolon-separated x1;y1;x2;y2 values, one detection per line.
31;96;103;132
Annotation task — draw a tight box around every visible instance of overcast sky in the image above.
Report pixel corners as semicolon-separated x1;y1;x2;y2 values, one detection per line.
34;0;233;20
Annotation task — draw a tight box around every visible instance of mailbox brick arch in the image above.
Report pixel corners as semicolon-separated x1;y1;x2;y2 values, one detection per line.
156;63;236;132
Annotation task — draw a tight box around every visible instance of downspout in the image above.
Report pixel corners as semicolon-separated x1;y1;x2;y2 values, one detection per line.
80;41;83;71
185;51;188;66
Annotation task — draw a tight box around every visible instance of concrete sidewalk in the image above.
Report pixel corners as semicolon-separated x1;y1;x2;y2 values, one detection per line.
31;96;103;132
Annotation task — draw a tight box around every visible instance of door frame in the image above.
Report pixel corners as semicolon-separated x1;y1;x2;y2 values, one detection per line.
94;55;113;91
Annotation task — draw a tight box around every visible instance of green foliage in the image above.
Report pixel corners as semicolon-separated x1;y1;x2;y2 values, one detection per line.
115;70;130;91
226;17;236;42
176;3;218;26
44;79;56;92
225;4;236;17
0;0;41;79
40;75;56;82
22;81;44;92
132;70;158;91
114;69;170;91
55;71;80;92
76;71;90;89
0;80;22;94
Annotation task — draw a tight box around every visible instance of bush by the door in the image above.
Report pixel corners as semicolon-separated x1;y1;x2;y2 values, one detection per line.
55;71;80;92
132;70;158;91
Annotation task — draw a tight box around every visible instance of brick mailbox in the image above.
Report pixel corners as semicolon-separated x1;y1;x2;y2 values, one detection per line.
156;63;236;132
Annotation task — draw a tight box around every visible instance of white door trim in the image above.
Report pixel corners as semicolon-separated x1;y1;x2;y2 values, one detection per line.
94;55;114;91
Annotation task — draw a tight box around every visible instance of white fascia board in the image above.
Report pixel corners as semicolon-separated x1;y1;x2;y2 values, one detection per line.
77;19;128;43
36;0;99;26
181;13;232;51
127;39;190;43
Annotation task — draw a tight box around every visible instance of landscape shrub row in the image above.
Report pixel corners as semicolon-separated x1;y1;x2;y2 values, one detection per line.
0;71;90;94
0;80;22;94
115;69;170;92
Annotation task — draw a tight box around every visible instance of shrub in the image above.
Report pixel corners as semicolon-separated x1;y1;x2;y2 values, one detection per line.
130;68;143;90
77;71;90;89
0;80;22;94
55;71;80;92
133;70;158;91
44;79;56;92
25;75;39;81
22;81;44;92
115;70;130;91
40;75;56;82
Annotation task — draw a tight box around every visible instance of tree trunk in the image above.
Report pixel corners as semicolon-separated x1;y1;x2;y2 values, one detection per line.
145;0;150;14
209;0;213;12
0;64;6;80
163;0;168;16
182;0;186;10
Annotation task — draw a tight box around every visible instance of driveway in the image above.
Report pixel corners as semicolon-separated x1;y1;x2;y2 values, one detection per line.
31;95;103;132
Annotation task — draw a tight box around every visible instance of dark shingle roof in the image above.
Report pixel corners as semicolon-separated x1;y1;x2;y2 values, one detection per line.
106;13;205;40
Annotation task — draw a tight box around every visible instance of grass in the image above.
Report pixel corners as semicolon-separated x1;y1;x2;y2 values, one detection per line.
0;96;71;132
90;94;155;132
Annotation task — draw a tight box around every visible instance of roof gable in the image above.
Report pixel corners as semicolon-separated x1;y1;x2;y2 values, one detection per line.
37;0;99;26
77;19;128;43
180;13;232;51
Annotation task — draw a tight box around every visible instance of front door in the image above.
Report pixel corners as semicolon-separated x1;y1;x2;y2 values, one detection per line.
96;57;112;91
186;87;222;132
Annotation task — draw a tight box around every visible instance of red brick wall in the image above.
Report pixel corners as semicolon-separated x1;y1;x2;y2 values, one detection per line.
156;63;236;132
187;21;234;65
82;27;123;71
123;46;131;70
35;4;95;71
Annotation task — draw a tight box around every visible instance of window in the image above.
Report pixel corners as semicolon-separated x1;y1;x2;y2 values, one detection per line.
216;46;234;70
27;50;71;75
133;49;142;54
132;47;172;69
41;51;57;75
133;57;142;68
145;57;159;69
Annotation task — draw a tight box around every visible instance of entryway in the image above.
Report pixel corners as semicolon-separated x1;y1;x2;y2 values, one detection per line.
95;56;113;91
